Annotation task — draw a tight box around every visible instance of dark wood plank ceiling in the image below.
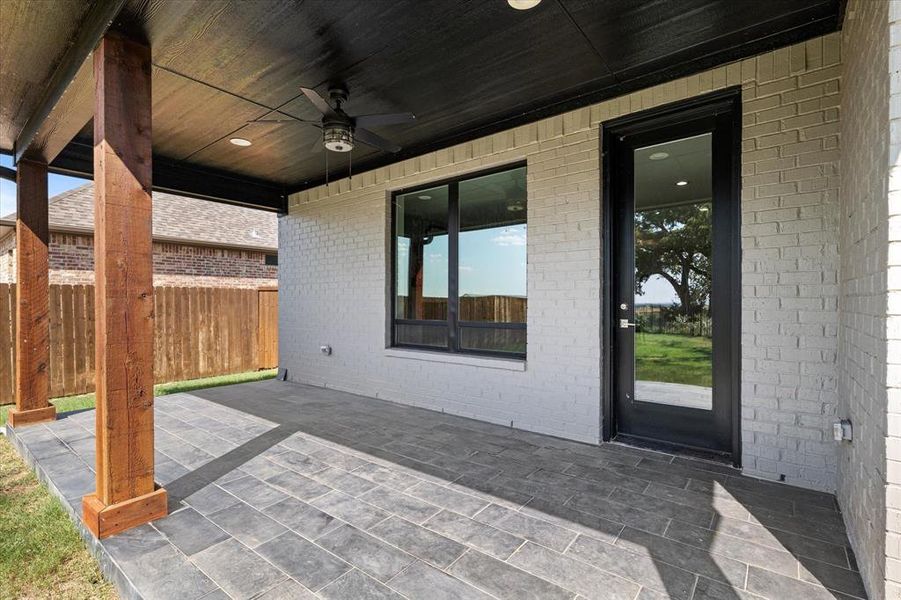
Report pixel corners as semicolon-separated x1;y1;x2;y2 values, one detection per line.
0;0;93;149
2;0;843;210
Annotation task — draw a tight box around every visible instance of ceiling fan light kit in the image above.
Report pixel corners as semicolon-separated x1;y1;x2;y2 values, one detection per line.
323;122;354;152
508;0;542;9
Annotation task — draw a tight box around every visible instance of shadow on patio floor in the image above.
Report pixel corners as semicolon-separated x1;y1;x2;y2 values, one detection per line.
9;378;866;600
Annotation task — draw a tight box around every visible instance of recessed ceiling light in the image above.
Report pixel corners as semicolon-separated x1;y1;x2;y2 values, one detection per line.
418;195;432;200
229;138;252;147
507;203;525;212
508;0;541;9
649;152;669;160
675;180;689;186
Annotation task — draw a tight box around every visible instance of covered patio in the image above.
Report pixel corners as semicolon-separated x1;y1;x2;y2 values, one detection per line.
6;0;901;597
9;378;864;600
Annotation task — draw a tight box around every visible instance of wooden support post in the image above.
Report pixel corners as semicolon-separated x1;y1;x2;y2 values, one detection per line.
409;238;425;320
8;159;56;427
82;34;166;539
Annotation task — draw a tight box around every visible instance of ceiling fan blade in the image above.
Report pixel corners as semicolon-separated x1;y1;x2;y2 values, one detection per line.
300;87;333;116
246;118;317;124
309;134;323;153
354;112;416;128
355;127;401;153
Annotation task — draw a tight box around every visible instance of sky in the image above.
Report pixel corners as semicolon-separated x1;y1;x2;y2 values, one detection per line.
0;154;88;218
395;222;682;304
397;224;527;298
637;274;680;305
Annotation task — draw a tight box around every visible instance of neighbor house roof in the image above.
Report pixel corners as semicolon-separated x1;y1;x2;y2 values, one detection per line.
0;183;277;251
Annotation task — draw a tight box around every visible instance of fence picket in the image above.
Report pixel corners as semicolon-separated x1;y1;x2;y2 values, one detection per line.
0;284;12;403
0;285;277;404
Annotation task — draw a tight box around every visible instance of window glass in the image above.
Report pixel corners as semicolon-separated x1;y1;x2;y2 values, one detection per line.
392;166;526;357
458;167;527;325
395;323;447;348
459;326;526;354
395;185;449;321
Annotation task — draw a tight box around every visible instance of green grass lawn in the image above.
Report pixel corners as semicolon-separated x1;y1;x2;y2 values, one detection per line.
0;369;277;426
635;332;712;387
0;435;118;600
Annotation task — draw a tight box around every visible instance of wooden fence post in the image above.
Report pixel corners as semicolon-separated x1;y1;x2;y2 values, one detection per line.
82;33;166;538
8;159;55;427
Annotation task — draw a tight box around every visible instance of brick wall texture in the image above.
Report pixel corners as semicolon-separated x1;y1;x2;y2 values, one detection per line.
0;231;13;284
838;2;892;599
887;2;901;597
0;231;277;288
282;32;845;487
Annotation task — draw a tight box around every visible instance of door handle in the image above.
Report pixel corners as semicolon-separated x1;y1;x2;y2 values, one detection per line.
619;319;636;329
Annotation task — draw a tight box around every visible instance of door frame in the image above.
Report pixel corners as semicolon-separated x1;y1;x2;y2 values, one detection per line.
600;87;742;466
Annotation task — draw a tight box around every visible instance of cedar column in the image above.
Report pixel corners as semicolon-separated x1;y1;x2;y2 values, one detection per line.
8;159;55;427
82;34;166;538
409;238;425;320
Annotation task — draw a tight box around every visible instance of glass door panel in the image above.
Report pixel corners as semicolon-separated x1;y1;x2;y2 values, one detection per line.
632;134;713;410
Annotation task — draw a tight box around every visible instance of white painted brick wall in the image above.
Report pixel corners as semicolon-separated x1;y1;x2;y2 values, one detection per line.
887;3;901;596
739;38;843;492
838;2;901;599
281;34;843;488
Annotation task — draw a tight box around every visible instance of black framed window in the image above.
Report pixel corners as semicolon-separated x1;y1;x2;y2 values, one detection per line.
392;164;527;358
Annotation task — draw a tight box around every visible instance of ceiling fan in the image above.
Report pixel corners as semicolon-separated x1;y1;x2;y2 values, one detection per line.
250;86;415;154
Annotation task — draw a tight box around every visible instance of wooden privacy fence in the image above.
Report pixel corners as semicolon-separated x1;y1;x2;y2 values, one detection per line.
0;284;278;404
397;295;527;322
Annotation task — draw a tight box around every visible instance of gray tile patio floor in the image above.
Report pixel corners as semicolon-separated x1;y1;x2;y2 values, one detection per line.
7;379;865;600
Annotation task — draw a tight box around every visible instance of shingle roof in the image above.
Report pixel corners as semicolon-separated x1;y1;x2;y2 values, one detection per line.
1;183;277;251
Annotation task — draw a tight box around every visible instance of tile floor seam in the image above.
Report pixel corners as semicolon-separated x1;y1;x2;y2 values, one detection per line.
561;531;581;554
497;540;631;600
441;546;470;572
559;531;702;597
309;564;358;595
611;531;751;590
504;538;530;562
159;419;241;451
469;549;578;599
159;422;233;457
684;575;700;600
149;509;233;556
187;537;264;598
248;527;357;591
250;574;297;599
710;512;850;551
666;517;851;569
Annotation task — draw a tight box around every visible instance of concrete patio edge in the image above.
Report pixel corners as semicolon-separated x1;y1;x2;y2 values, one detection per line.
5;422;145;600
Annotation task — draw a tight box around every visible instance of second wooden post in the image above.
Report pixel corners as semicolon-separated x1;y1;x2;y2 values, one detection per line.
82;33;167;538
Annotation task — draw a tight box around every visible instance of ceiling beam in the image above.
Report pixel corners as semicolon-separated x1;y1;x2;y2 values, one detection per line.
14;0;126;164
51;141;287;212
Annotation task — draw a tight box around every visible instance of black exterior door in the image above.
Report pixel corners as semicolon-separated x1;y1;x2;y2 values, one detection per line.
605;91;740;460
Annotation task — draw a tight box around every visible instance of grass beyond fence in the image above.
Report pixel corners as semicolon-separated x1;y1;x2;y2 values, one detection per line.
0;369;277;426
635;333;712;388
